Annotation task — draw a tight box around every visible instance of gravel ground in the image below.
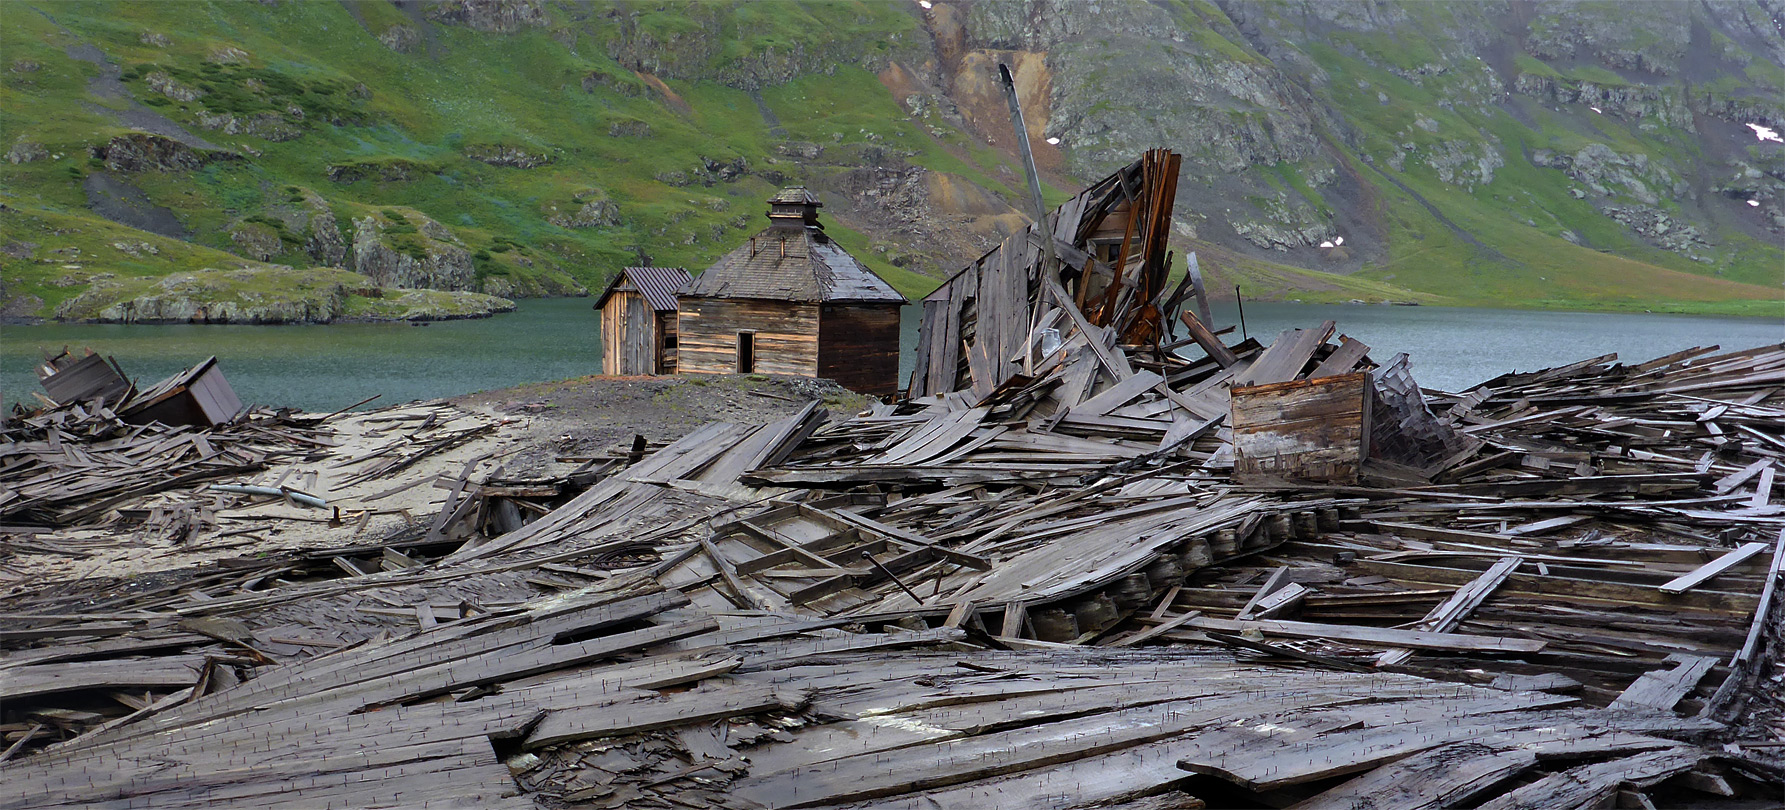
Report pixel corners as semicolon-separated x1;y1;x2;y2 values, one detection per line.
455;372;873;477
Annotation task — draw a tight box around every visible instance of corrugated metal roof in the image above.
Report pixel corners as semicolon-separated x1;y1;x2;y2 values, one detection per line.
682;226;906;304
625;266;692;312
592;266;692;312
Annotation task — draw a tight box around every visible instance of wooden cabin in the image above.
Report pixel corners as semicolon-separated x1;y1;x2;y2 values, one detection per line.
595;266;692;376
676;187;908;396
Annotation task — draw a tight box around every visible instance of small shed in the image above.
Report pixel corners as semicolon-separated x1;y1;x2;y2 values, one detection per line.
676;187;908;396
595;265;693;376
120;356;243;428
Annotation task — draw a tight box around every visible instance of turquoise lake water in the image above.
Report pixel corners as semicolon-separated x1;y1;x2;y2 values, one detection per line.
3;298;1779;412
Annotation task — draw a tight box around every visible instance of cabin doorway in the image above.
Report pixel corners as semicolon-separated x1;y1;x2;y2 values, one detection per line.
736;331;755;373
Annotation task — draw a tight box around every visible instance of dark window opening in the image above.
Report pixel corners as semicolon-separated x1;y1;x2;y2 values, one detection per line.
737;332;755;373
663;334;677;349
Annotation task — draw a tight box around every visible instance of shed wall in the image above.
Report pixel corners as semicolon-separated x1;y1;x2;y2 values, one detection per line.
677;298;819;377
601;290;659;375
818;304;901;397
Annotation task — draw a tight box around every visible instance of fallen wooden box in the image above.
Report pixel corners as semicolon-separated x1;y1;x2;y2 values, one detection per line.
1231;372;1373;485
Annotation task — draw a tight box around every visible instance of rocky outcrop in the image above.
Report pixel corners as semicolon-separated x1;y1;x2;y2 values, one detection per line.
290;189;348;266
464;143;551;168
52;266;515;323
325;158;431;183
545;191;622;229
349;214;475;291
1525;2;1689;76
7;138;48;164
425;0;546;33
378;25;419;53
1601;204;1712;259
1513;74;1691;129
196;110;304;141
1531;143;1687;206
607;119;653;138
145;70;202;102
89;133;234;173
1231;192;1333;251
229;220;282;261
54;266;353;324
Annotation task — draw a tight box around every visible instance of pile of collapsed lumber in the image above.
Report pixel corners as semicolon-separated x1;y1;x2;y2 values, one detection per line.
3;150;1783;808
0;404;333;529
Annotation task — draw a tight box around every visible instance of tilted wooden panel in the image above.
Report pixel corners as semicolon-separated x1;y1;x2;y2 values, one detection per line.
677;298;819;377
817;304;901;397
1230;372;1373;485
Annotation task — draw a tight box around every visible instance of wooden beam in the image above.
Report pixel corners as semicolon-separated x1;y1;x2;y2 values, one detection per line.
1162;616;1545;653
1377;556;1520;667
1659;542;1769;595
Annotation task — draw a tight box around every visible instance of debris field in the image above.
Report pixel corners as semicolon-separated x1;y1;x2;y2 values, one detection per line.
3;150;1784;809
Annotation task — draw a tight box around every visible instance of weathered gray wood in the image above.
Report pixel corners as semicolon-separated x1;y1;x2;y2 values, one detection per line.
1610;654;1717;711
1166;615;1545;653
1659;542;1768;594
524;683;803;749
1471;748;1704;810
1377;555;1520;667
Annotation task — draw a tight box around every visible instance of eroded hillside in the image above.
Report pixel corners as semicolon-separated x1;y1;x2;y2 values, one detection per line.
2;0;1780;322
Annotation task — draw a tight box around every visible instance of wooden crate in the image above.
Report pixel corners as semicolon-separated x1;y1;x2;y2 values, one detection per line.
1231;372;1373;485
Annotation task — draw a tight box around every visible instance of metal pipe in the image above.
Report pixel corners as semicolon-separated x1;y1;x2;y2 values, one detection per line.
211;484;328;508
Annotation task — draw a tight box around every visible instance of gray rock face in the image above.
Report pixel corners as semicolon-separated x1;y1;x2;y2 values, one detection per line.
425;0;546;33
1525;1;1690;75
145;70;202;102
464;144;551;168
1532;144;1686;206
378;25;419;53
195;110;304;142
1513;74;1691;129
608;119;653;138
1231;192;1332;250
6;138;48;164
1601;204;1712;260
547;197;623;229
294;190;347;266
88;133;232;173
350;215;475;291
229;221;282;261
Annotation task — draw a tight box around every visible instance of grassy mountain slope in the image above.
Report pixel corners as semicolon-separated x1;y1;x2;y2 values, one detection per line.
1;0;1778;322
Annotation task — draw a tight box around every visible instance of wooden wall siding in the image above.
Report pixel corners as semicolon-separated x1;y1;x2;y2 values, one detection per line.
1231;372;1374;485
817;304;901;397
910;150;1180;399
600;290;659;376
677;299;819;377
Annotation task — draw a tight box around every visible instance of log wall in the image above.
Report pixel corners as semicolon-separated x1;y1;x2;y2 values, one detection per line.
676;298;820;377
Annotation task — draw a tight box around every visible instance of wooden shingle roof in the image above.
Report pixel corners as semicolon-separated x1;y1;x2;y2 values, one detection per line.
682;190;906;305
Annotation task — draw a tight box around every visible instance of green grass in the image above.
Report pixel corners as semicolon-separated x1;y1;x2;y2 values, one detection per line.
1;0;1777;324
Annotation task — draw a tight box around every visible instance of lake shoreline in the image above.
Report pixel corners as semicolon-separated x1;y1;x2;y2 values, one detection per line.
5;299;1779;412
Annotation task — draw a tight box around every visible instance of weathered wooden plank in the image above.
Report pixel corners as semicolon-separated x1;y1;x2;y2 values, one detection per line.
1609;654;1718;711
1659;542;1769;594
524;683;803;749
1166;615;1545;653
1376;556;1520;667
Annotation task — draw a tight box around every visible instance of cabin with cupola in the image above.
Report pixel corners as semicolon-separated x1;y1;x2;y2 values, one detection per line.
675;187;907;396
